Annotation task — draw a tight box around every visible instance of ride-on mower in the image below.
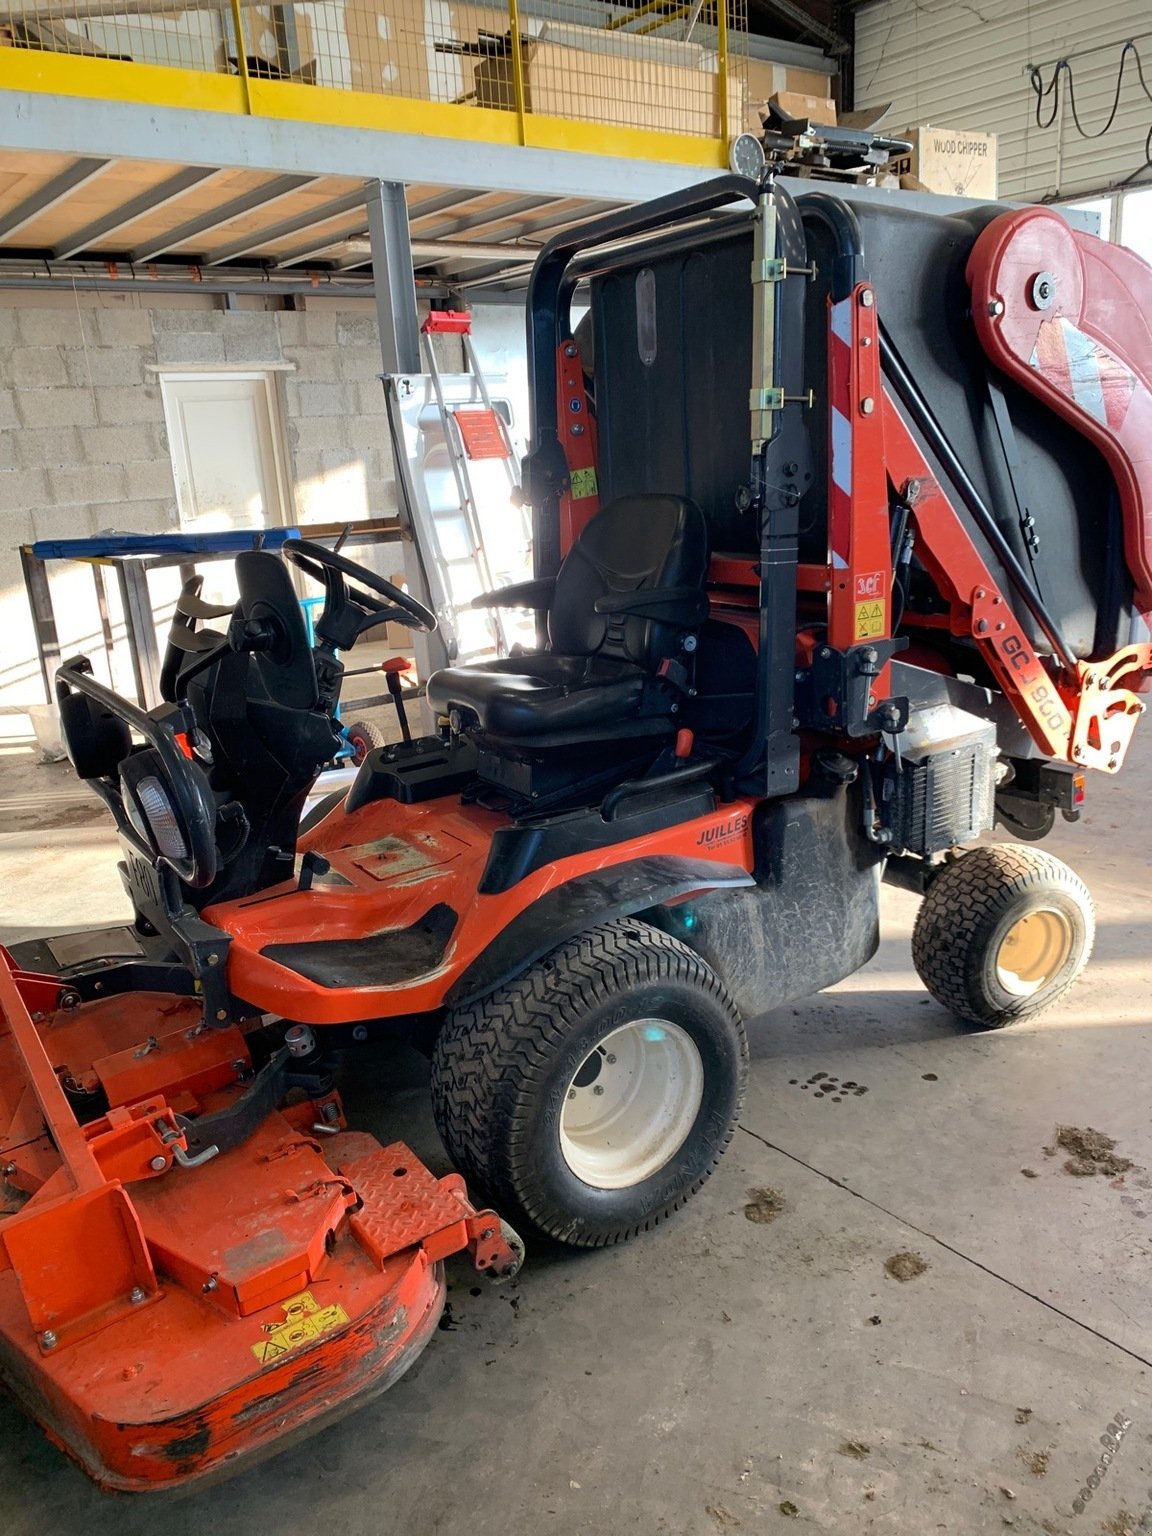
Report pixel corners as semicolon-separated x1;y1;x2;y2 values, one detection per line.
3;171;1152;1491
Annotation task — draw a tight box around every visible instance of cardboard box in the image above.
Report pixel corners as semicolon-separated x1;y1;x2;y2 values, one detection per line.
745;58;837;133
887;125;997;199
344;0;431;99
475;36;740;138
768;89;837;127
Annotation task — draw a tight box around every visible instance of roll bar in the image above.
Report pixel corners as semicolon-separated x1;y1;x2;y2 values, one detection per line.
526;173;762;455
56;656;218;887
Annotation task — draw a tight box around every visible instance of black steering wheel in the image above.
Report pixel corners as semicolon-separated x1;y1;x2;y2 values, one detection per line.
282;537;436;650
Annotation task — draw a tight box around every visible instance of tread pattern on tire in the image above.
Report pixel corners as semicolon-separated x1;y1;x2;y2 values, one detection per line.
430;917;747;1248
911;843;1094;1028
345;718;385;759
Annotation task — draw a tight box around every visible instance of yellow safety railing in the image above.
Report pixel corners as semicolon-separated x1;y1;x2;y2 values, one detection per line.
0;0;747;166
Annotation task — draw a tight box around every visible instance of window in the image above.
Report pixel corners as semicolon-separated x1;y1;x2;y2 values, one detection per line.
1059;186;1152;263
1119;186;1152;266
1062;197;1113;240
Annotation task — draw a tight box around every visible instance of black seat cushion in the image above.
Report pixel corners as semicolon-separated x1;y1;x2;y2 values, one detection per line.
430;654;649;737
427;494;708;741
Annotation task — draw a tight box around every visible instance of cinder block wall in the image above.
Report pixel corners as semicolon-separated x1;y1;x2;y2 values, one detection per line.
0;291;467;724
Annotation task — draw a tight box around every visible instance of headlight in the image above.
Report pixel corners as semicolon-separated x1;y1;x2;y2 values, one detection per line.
128;775;189;861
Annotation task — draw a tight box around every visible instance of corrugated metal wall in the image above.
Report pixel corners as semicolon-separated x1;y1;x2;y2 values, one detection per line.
855;0;1152;200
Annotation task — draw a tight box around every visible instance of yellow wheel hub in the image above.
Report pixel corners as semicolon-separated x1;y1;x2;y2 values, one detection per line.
995;908;1074;996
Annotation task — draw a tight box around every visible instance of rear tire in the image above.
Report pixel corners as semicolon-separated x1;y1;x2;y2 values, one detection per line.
912;844;1094;1029
430;918;748;1248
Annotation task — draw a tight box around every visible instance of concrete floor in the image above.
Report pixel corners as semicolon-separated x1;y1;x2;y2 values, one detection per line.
0;736;1150;1535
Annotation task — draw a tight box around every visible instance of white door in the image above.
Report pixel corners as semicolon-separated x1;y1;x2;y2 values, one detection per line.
161;372;288;533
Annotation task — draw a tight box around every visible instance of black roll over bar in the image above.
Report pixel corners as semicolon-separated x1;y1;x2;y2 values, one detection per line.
56;656;219;889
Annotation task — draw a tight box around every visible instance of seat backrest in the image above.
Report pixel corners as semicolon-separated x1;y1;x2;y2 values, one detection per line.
549;493;708;669
591;237;758;559
164;552;339;904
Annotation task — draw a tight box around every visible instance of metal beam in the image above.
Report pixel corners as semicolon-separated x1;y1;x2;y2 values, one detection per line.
0;272;424;300
435;197;622;248
413;193;553;243
452;260;541;287
270;221;372;269
298;192;514;272
412;240;539;263
751;0;848;52
52;166;220;260
270;194;493;267
367;179;420;377
204;186;367;265
336;197;619;272
406;188;495;224
0;91;724;206
0;157;112;242
131;173;318;262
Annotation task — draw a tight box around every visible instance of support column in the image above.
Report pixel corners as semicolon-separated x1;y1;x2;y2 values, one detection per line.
367;179;450;689
366;179;420;376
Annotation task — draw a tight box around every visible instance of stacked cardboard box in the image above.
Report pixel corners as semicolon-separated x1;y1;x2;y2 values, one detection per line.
744;58;836;134
472;21;741;138
335;0;838;142
344;0;434;98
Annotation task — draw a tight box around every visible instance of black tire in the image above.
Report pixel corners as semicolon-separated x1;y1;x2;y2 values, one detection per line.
344;718;384;765
430;918;748;1248
912;843;1095;1029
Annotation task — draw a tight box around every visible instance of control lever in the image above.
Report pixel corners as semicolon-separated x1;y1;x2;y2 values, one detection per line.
383;657;414;743
339;655;417;745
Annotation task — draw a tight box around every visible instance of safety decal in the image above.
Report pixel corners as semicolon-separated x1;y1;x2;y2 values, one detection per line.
251;1290;350;1365
854;600;886;640
569;467;598;500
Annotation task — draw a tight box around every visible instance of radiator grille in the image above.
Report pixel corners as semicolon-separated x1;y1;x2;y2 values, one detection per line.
885;740;995;857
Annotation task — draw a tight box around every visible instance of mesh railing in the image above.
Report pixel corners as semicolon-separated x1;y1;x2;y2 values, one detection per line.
0;0;747;141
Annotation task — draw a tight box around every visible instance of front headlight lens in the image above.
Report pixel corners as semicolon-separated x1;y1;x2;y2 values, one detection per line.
133;776;189;861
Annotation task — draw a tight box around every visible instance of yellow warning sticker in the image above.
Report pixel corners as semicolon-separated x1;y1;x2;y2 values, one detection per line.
854;599;886;640
251;1290;350;1365
569;467;598;500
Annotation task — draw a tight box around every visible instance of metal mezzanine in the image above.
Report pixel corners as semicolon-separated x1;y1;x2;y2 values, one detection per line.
0;0;817;297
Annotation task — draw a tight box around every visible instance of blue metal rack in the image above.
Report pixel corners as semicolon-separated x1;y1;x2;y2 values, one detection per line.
20;521;403;710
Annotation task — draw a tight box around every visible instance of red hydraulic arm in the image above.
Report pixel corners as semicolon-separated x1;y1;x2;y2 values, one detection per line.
880;393;1152;773
826;281;895;708
809;204;1152;773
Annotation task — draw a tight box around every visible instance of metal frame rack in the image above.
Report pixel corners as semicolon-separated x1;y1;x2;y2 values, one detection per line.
21;519;405;711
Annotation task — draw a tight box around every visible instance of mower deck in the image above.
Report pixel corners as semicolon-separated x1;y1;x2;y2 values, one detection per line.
0;962;519;1491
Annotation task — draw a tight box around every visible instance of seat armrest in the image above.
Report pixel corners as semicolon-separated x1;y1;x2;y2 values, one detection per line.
471;577;556;611
593;588;709;624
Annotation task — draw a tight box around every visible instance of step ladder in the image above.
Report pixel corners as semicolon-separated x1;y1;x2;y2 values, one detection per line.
383;311;533;667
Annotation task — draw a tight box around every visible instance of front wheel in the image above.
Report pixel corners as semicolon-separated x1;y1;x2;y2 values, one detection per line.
912;843;1094;1029
430;918;748;1248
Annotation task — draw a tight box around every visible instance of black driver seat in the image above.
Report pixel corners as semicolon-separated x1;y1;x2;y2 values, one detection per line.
427;494;709;744
161;551;341;903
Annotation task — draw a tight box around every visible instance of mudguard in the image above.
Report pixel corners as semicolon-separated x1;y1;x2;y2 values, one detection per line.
444;855;754;1009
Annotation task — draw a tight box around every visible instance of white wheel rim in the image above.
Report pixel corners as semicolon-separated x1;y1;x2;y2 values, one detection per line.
559;1018;704;1190
995;906;1075;997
